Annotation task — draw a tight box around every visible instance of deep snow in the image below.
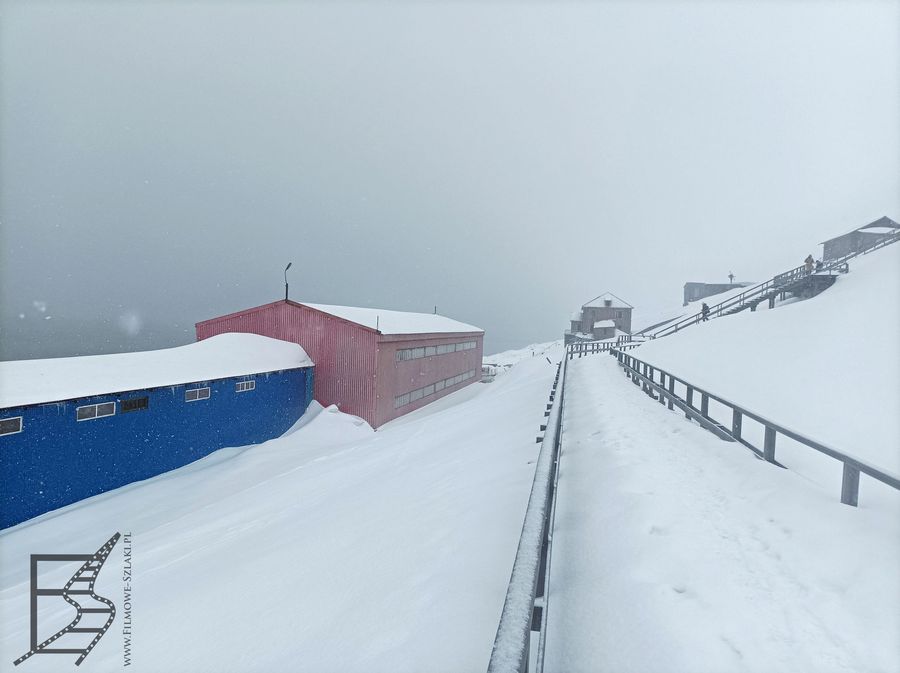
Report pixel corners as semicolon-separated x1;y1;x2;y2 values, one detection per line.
0;347;560;673
635;244;900;479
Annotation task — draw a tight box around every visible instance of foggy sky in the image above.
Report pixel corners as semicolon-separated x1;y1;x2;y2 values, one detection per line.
1;0;898;359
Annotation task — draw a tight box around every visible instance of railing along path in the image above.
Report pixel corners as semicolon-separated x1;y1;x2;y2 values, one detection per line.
611;348;900;507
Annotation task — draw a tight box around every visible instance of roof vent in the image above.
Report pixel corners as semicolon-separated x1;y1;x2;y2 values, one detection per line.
604;299;612;307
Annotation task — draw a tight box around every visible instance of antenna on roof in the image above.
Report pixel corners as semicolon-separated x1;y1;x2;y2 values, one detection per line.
284;262;293;301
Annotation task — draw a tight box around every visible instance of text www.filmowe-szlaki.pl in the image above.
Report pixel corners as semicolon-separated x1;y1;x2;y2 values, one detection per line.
122;532;133;667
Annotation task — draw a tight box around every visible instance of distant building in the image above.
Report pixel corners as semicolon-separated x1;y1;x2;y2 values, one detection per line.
683;281;753;306
566;292;633;344
820;216;900;261
0;334;314;529
196;299;483;429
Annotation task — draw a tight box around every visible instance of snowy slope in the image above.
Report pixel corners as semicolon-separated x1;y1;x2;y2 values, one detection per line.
0;346;562;673
483;340;561;367
634;244;900;477
631;283;759;335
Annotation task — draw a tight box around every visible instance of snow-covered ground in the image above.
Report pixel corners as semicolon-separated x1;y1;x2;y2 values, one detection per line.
635;243;900;481
483;340;561;368
0;348;562;673
547;354;899;673
631;282;759;335
545;242;900;673
1;244;895;673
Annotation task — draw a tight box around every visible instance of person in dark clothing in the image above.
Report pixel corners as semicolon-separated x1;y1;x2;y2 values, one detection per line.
815;259;823;272
701;302;710;321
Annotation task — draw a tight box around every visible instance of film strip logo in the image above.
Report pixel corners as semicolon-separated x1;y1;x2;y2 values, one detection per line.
14;533;120;667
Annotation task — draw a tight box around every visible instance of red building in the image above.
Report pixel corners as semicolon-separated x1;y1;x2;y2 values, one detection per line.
195;300;484;428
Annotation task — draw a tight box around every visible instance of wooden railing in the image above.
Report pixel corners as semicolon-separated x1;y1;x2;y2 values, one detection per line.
566;337;644;359
648;230;900;339
611;348;900;507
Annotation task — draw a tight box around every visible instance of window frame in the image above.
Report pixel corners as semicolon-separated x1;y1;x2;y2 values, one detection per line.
76;402;116;422
0;416;23;436
185;386;211;402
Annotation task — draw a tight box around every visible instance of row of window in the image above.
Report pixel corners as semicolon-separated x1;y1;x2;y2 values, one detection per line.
395;340;477;362
185;387;211;402
394;369;478;409
0;380;259;435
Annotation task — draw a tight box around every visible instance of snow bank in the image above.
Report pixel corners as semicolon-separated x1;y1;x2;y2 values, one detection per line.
301;302;482;335
0;333;313;408
484;341;561;367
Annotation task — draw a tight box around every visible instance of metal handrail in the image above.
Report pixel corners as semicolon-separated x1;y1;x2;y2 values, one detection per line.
565;338;644;360
649;230;900;339
487;358;567;673
611;348;900;506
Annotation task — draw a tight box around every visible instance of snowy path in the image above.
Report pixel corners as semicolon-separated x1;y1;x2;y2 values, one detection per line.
545;354;899;673
0;351;561;673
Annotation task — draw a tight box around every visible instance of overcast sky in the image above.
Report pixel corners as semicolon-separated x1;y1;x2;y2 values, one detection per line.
1;0;898;359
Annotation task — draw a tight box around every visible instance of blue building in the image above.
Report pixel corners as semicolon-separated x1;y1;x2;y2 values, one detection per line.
0;333;314;529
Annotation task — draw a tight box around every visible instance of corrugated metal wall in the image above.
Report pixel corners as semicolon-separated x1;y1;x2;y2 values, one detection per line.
197;301;378;423
197;300;485;428
373;334;484;427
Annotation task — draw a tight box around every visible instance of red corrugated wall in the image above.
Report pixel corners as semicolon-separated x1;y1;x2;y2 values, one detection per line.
196;300;484;428
196;301;378;423
373;333;484;427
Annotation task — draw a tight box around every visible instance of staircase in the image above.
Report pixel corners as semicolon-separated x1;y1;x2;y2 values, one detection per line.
648;229;900;338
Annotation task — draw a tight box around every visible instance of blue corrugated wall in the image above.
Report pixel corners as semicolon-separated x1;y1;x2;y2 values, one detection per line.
0;366;314;529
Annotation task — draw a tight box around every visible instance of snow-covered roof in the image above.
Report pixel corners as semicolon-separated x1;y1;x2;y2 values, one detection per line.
0;333;313;409
858;226;899;235
300;302;483;335
593;320;616;329
582;291;633;309
570;310;582;321
820;216;899;244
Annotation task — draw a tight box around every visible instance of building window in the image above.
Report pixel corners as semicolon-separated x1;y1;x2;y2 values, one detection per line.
121;397;149;413
0;416;23;436
393;368;479;409
236;381;256;393
185;387;211;402
76;402;116;421
396;339;478;363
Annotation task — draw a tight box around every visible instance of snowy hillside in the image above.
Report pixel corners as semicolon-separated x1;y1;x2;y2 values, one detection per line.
631;282;759;335
636;244;900;481
545;243;899;673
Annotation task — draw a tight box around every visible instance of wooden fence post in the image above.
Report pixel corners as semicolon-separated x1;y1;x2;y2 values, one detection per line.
700;393;709;418
732;409;742;440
